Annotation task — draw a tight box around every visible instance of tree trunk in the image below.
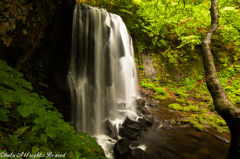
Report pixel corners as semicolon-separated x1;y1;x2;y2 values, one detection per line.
200;0;240;158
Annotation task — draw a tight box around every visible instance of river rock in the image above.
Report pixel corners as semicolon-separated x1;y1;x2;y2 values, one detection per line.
123;116;142;131
119;127;139;141
214;135;230;144
114;138;131;156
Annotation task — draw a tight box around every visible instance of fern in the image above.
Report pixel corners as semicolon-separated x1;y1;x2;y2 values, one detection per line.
13;126;30;136
177;35;201;50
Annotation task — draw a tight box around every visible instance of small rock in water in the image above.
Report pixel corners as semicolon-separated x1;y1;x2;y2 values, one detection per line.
214;135;230;144
168;109;175;112
169;119;175;125
161;123;172;131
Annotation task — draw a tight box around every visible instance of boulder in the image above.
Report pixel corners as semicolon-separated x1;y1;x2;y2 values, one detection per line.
114;139;131;156
123;116;142;131
119;127;139;141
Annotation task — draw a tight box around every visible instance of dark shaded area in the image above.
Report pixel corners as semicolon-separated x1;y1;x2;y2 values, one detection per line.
20;0;75;122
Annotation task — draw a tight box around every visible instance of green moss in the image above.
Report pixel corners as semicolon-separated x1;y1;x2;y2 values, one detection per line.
199;109;207;113
175;98;185;104
168;103;183;111
235;90;240;96
199;102;206;106
183;107;190;112
174;88;188;97
193;124;208;132
198;117;206;124
190;120;198;126
189;105;199;112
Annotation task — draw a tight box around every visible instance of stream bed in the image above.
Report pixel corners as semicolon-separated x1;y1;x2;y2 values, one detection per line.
138;100;230;159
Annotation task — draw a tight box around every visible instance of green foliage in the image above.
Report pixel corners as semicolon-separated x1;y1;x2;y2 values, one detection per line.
0;60;105;158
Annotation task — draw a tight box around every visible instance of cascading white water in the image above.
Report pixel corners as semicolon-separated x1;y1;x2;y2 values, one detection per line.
68;4;139;138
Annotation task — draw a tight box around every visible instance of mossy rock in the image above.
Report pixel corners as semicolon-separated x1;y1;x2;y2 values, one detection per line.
168;103;183;111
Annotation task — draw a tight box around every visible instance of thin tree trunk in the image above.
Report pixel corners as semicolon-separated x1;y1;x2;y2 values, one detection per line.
200;0;240;158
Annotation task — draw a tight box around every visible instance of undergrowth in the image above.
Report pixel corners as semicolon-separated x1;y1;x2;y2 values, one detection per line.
0;60;106;159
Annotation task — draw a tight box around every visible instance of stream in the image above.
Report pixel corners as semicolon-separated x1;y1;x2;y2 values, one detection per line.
138;100;230;159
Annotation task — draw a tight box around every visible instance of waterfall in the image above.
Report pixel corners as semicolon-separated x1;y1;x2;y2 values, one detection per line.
68;4;139;136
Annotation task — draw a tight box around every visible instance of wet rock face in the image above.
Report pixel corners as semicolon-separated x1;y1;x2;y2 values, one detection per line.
0;0;74;69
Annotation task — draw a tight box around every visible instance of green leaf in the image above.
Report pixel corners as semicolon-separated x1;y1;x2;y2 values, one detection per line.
32;146;39;153
0;106;9;121
45;121;57;138
41;133;47;142
17;104;33;117
32;124;43;131
0;90;13;102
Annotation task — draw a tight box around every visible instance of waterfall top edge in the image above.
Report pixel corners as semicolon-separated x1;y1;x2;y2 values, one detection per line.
76;3;107;12
75;3;122;19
